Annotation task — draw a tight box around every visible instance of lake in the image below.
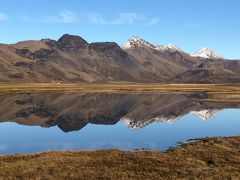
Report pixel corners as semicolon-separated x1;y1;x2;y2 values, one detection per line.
0;92;239;154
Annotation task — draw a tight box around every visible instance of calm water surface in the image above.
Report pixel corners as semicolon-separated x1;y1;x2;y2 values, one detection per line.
0;92;239;154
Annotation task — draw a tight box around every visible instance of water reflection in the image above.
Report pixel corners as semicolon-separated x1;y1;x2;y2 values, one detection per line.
0;92;239;132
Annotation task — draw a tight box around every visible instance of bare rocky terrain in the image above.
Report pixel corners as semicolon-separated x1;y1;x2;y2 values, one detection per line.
0;34;239;83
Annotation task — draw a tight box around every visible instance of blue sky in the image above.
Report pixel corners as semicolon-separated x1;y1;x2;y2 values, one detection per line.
0;0;239;59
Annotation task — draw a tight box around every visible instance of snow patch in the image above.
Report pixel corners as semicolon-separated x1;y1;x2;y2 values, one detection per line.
192;47;224;59
121;37;183;53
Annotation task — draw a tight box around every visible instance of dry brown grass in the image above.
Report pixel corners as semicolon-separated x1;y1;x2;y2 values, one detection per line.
1;83;240;104
0;136;239;179
0;83;240;94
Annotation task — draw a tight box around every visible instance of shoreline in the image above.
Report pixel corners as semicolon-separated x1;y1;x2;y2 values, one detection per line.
1;83;239;104
1;136;240;179
0;83;240;93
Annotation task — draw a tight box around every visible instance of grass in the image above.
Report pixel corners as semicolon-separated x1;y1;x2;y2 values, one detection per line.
0;83;240;94
1;83;240;103
0;136;239;179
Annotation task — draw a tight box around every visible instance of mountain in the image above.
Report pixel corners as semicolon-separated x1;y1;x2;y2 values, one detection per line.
121;37;203;81
122;37;183;52
0;34;150;83
0;34;239;83
192;47;224;60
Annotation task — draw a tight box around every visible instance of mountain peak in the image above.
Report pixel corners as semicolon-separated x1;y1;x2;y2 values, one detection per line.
121;36;156;49
57;34;88;51
164;44;183;52
122;37;183;53
192;47;224;59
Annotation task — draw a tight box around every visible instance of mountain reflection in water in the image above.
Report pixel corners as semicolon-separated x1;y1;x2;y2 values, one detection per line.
0;92;239;132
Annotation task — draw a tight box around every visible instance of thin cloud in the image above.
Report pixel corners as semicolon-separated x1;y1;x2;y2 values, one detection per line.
60;11;77;23
17;11;158;26
42;10;78;23
112;12;146;24
0;13;9;21
145;17;159;25
87;13;107;25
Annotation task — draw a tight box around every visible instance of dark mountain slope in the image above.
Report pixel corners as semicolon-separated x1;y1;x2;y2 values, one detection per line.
175;60;240;83
0;34;145;82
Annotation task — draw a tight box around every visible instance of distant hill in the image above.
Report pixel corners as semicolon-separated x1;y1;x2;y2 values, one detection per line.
0;34;239;83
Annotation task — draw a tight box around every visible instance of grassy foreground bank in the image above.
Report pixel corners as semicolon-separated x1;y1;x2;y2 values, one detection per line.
0;136;239;179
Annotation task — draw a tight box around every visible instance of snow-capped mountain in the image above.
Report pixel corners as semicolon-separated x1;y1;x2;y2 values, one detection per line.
122;37;226;60
192;47;224;59
1;33;239;84
121;36;156;49
163;44;183;52
121;37;183;52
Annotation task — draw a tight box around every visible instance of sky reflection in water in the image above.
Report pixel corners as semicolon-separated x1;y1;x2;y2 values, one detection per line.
0;92;239;154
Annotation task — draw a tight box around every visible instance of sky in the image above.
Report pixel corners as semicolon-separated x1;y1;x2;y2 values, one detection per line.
0;0;239;59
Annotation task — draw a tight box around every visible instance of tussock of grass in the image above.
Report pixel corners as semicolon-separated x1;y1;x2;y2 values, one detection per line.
0;136;240;179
